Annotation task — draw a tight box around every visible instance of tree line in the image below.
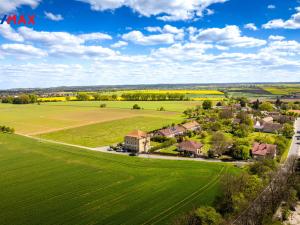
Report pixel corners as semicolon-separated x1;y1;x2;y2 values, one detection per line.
1;94;38;104
121;93;187;101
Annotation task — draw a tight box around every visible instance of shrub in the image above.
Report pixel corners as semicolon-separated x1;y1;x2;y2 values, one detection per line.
0;126;15;134
132;104;141;110
100;103;107;108
202;100;213;110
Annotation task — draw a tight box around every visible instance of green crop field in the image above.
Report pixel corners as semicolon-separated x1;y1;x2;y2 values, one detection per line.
0;133;237;225
44;101;206;112
0;103;182;135
261;85;300;95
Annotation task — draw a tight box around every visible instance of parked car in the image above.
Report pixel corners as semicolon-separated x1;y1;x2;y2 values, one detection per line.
129;152;138;156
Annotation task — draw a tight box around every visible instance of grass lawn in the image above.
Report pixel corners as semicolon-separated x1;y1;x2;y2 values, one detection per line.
39;116;182;147
158;145;179;155
0;103;181;135
247;132;277;143
0;133;238;225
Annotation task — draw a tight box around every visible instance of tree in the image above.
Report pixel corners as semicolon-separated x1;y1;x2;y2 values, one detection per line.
183;108;193;118
202;100;212;110
252;99;260;110
111;94;118;100
219;109;233;119
233;124;251;138
236;111;253;126
195;206;223;225
211;131;233;156
282;123;294;138
231;138;250;159
13;95;30;104
259;102;273;112
216;101;222;107
237;97;248;107
132;104;141;110
28;94;38;103
1;96;13;103
77;93;90;101
275;97;282;108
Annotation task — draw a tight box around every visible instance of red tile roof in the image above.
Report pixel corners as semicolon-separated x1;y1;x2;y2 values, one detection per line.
178;140;203;153
252;142;277;157
157;125;185;137
126;130;147;138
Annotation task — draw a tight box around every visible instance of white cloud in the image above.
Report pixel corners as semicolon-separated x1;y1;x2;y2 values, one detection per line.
268;35;285;41
1;43;47;57
44;11;64;21
205;8;214;15
17;27;111;45
77;0;228;21
244;23;258;31
268;5;276;9
145;27;162;33
18;27;83;45
190;25;266;48
122;30;175;45
49;45;117;57
0;0;40;14
163;25;183;34
78;33;112;41
111;41;128;48
144;25;184;41
151;42;213;61
263;7;300;29
0;23;24;42
260;40;300;57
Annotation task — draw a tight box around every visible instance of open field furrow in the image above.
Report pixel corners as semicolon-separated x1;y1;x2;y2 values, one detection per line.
142;166;226;225
0;133;237;225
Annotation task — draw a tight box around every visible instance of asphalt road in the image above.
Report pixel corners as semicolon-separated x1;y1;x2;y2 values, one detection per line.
288;118;300;158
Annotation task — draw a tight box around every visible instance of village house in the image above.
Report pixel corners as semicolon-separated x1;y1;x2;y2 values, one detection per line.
273;115;296;124
180;121;201;131
253;115;283;133
178;140;203;157
251;142;277;159
262;116;274;123
156;125;185;138
156;121;200;138
124;130;150;153
262;122;283;133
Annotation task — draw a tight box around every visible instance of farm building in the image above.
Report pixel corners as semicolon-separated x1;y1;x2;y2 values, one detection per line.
251;142;277;159
178;140;203;157
124;130;150;153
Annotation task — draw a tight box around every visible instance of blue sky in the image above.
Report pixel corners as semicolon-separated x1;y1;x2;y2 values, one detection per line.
0;0;300;89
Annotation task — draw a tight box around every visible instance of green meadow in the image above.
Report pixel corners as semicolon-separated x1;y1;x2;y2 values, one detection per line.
39;116;182;147
0;102;183;135
0;133;237;225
